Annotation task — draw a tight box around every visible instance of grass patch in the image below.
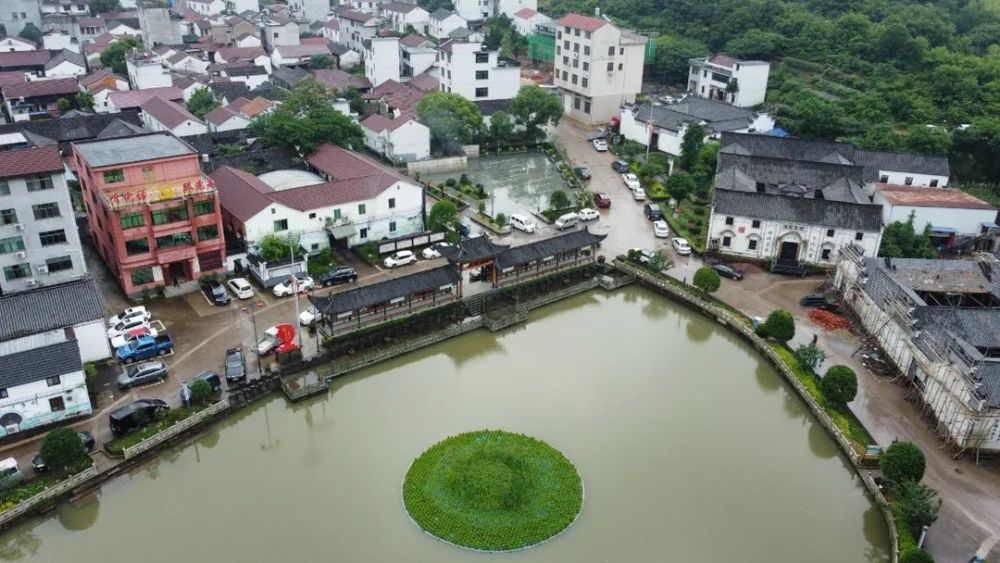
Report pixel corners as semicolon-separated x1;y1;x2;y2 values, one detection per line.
892;499;918;553
959;183;1000;208
106;405;208;456
354;242;380;265
403;430;582;551
0;475;58;513
659;200;708;253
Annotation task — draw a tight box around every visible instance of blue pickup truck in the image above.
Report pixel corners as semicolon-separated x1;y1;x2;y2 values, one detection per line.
117;334;173;364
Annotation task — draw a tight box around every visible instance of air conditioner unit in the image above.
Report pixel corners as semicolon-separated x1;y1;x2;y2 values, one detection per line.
14;223;24;231
24;279;37;287
37;265;48;274
14;251;26;259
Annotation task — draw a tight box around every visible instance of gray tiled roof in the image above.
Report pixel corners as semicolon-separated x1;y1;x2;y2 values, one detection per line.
309;265;461;315
495;229;606;270
429;8;457;20
0;113;143;149
0;278;105;341
713;190;882;231
0;340;82;389
632;98;755;134
440;236;508;263
715;153;869;204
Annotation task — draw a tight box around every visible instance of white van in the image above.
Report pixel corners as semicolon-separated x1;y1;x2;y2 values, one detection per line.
509;213;537;233
0;457;23;489
554;212;579;230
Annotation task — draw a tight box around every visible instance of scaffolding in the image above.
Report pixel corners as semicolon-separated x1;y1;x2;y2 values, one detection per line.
526;32;555;63
835;247;1000;460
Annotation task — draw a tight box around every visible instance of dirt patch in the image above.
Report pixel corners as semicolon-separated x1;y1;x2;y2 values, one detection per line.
808;309;852;332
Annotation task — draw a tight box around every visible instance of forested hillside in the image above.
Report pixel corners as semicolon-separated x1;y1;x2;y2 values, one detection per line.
540;0;1000;181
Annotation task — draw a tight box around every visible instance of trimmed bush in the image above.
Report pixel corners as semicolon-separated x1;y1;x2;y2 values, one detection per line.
39;427;90;474
794;343;826;373
900;548;935;563
897;480;941;536
880;441;926;484
820;365;858;405
763;310;795;343
190;379;213;405
692;266;721;293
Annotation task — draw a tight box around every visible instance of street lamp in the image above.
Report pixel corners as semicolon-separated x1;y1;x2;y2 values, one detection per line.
244;299;263;378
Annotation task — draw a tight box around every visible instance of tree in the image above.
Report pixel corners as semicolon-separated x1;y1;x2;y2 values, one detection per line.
778;91;854;140
100;36;143;75
794;343;826;372
189;379;213;405
510;85;563;144
878;212;937;259
653;35;708;85
428;200;459;231
677;124;705;171
251;77;363;154
820;365;858;405
39;428;90;474
880;441;926;484
763;310;795;343
666;171;696;201
416;92;484;153
18;23;42;46
549;189;571;210
258;234;300;263
489;111;515;146
897;480;941;535
724;29;786;59
56;98;72;113
692;267;721;293
495;212;507;226
76;91;95;111
691;142;719;199
187;87;221;119
904;127;951;155
89;0;123;14
900;548;935;563
309;55;334;69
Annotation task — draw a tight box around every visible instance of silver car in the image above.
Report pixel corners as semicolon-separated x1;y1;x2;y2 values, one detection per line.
117;361;167;390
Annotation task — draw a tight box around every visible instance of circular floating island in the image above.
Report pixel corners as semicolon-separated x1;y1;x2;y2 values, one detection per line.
402;430;583;552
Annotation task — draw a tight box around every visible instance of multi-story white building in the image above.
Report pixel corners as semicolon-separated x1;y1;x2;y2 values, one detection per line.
0;0;42;38
438;40;521;102
688;53;770;108
288;0;330;24
553;13;646;124
0;36;37;52
361;113;431;163
453;0;534;22
428;9;466;41
126;50;173;90
400;34;437;79
0;146;87;296
336;7;380;53
512;7;552;36
381;3;429;35
364;36;401;88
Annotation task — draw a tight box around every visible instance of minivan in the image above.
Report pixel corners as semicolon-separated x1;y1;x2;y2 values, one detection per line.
554;212;579;230
644;203;663;221
509;213;537;233
0;458;23;490
109;399;169;436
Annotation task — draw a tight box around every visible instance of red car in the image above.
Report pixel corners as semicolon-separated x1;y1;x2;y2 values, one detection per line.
593;192;612;208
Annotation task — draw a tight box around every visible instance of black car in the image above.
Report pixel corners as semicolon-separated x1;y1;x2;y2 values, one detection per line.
712;263;744;280
203;279;231;306
800;294;838;308
644;203;663;221
194;370;222;393
225;347;246;383
320;266;358;286
574;167;591;180
30;431;96;473
611;159;630;173
109;399;169;436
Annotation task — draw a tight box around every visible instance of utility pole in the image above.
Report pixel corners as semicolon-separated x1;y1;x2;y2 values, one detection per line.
288;233;303;348
247;299;262;378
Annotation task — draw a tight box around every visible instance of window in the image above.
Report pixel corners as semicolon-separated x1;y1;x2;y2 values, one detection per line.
574;28;580;36
32;202;60;220
0;209;16;225
854;232;864;241
608;46;614;56
273;219;288;232
193;199;214;216
151;206;188;225
751;219;761;229
197;225;219;241
582;78;588;88
475;52;488;63
125;238;150;255
930;179;939;187
359;227;368;239
722;235;732;247
583;62;589;71
618;63;623;70
562;55;569;65
748;239;758;251
0;236;25;254
585;31;591;39
49;396;65;412
120;212;144;229
156;232;193;249
571;74;578;85
388;198;396;209
826;228;835;237
821;248;832;260
3;264;30;281
0;389;6;399
573;59;578;68
103;169;125;183
573;42;579;52
574;96;581;110
25;175;54;191
475;87;489;98
142;166;155;182
45;374;62;387
724;216;734;225
389;221;397;233
904;177;913;186
557;31;561;39
584;101;591;113
46;255;73;273
333;208;342;220
562;70;568;80
39;229;67;247
0;181;8;196
879;175;889;183
607;62;613;72
584;46;590;56
564;40;569;49
358;203;366;215
131;267;153;285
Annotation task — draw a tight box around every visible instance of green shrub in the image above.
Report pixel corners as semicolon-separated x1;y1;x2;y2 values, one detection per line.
794;343;826;373
880;442;926;485
445;178;457;187
495;212;507;226
763;310;795;343
897;480;941;536
692;267;721;293
39;427;91;474
549;190;571;210
820;365;858;405
900;548;935;563
189;379;213;405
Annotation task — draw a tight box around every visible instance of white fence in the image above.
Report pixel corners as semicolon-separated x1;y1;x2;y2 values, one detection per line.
0;465;98;527
123;398;230;460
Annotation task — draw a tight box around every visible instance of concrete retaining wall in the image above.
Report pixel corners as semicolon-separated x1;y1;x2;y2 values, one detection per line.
407;156;467;176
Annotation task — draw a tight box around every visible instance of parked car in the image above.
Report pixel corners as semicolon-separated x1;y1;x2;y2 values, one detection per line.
384;250;417;268
272;273;314;297
225;347;246;383
671;237;692;255
31;432;95;473
578;208;599;221
117;333;173;364
632;187;647;201
193;370;222;393
644;203;664;221
117;361;168;389
107;317;151;340
203;279;231;306
611;160;630;173
653;220;670;238
622;173;641;189
593;192;612;208
109;399;168;437
299;306;322;326
509;213;537;233
800;294;838;309
227;277;254;299
713;263;745;280
457;223;471;237
110;326;157;349
108;306;149;327
630;248;657;265
574;166;591;180
421;243;453;260
554;212;579;230
592;138;608;151
320;266;358;286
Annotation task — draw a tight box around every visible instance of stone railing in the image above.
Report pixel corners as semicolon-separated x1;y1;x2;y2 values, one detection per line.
0;465;98;527
123;398;230;460
519;277;599;310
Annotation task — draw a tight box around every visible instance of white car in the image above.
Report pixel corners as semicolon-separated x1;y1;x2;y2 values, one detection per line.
384;250;417;268
672;237;692;255
110;326;158;349
108;306;149;327
107;317;151;340
592;138;608;151
227;277;254;299
632;187;647;201
578;208;599;221
272;274;314;297
421;243;452;260
299;306;321;326
653;220;670;238
622;173;640;190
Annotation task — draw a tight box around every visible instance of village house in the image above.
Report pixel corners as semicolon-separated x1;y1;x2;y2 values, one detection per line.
437;39;521;102
428;9;466;41
336;7;381;53
381;3;430;35
688;53;770;108
512;7;552;36
873;185;997;246
2;78;80;122
139;96;207;137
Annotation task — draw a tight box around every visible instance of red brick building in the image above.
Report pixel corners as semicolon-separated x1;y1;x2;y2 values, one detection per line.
72;132;226;296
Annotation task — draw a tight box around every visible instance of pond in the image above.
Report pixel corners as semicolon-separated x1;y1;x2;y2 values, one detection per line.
0;287;889;563
423;153;568;218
